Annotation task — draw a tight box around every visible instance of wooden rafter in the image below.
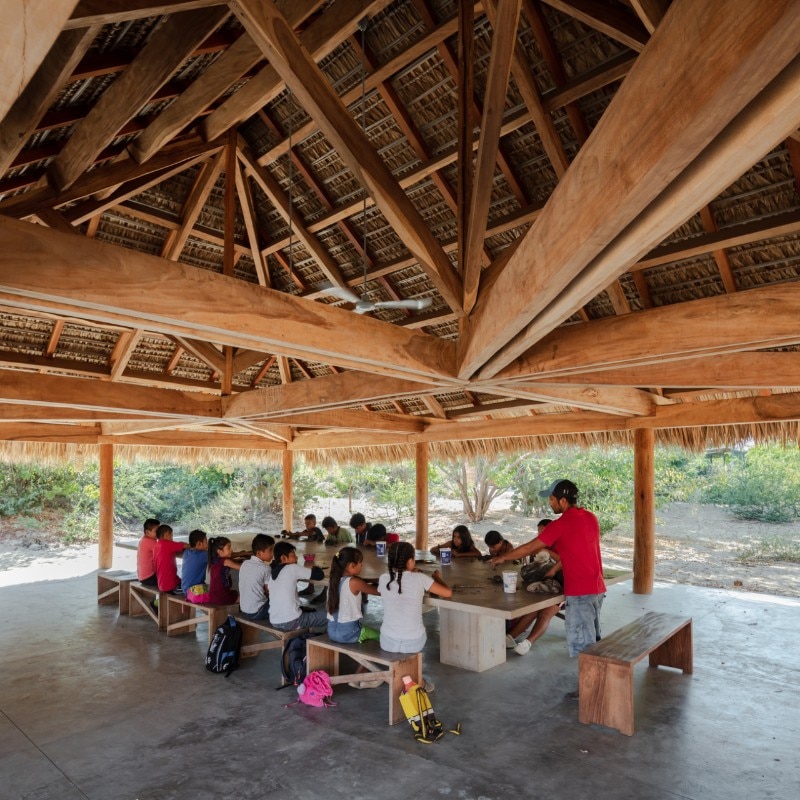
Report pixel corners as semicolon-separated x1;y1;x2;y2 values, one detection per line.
463;0;522;314
49;7;228;191
460;0;800;380
0;216;457;382
231;0;464;315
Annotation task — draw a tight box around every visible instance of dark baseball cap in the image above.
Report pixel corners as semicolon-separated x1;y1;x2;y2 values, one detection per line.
539;479;578;502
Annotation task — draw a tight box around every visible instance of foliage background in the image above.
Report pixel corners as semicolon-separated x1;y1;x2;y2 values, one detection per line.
1;445;799;564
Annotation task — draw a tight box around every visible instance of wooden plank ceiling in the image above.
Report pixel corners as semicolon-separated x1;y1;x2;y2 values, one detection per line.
3;0;800;456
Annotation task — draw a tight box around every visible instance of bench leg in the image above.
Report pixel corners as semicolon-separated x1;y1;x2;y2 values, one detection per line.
307;643;339;677
389;653;422;726
97;576;119;606
118;581;131;615
166;599;196;636
649;622;693;673
579;656;635;736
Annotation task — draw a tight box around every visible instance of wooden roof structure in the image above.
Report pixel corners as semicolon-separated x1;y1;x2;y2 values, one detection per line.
3;0;800;464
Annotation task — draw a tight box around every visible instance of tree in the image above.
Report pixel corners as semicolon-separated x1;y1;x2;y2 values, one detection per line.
434;455;528;521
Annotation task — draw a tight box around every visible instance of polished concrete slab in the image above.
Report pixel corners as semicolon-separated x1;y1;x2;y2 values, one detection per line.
1;568;798;800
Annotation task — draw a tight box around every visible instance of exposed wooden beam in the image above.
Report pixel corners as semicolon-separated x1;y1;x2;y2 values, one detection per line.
49;7;229;191
636;391;800;430
540;0;649;51
231;0;464;315
0;217;457;382
129;1;323;163
633;209;800;272
162;153;224;259
1;1;80;121
496;284;800;380
233;160;269;286
169;336;225;374
463;0;522;314
108;329;142;381
237;145;348;289
629;0;669;33
494;383;659;416
203;0;393;142
278;408;426;434
0;25;98;176
535;352;800;389
0;368;221;418
222;371;440;420
461;0;800;380
1;137;223;220
66;1;225;28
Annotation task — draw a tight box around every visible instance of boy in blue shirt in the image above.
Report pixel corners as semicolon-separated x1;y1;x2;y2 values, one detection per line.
180;529;208;594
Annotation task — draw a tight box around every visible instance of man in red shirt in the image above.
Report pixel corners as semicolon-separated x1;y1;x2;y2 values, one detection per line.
491;479;605;661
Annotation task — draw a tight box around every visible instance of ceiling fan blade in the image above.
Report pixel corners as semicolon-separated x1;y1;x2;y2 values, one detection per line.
373;297;433;311
318;283;362;304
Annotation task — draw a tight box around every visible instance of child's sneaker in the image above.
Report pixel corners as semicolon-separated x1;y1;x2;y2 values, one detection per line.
505;634;517;649
514;639;532;656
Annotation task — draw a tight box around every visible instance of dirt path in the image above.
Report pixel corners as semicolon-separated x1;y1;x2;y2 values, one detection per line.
2;501;799;597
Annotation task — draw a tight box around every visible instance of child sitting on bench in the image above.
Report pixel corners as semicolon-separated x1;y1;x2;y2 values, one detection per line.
207;536;240;605
269;541;327;632
379;541;452;691
238;534;274;621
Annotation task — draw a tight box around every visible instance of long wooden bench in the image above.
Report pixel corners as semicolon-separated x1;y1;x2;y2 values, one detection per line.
165;594;238;646
578;611;693;736
233;616;307;659
97;571;137;614
128;582;168;629
306;636;422;725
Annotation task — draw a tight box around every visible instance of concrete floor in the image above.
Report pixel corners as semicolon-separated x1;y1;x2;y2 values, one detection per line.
1;570;798;800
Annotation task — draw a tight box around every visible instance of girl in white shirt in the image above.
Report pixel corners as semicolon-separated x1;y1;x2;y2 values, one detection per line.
326;546;379;643
379;541;452;655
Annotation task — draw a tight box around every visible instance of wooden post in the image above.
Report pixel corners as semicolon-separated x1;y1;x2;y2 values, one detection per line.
415;442;429;550
98;443;114;569
633;428;654;594
282;449;293;533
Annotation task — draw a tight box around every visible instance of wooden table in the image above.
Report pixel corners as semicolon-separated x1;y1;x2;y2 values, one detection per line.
230;536;630;673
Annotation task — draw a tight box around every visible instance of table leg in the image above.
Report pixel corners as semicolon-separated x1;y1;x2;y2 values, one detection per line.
438;607;506;672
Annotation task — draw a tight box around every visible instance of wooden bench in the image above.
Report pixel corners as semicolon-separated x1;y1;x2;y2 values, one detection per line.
165;594;238;646
97;571;137;614
128;583;168;629
578;611;693;736
233;616;307;659
306;636;422;725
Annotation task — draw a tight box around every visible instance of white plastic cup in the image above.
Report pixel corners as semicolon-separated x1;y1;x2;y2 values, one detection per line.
502;570;518;593
376;540;386;556
439;547;451;565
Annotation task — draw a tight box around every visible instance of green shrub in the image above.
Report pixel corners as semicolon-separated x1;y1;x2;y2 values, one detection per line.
707;445;800;522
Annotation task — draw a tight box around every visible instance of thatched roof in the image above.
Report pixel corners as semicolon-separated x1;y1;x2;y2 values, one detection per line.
3;0;800;465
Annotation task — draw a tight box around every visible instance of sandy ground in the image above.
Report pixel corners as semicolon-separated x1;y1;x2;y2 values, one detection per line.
1;500;799;597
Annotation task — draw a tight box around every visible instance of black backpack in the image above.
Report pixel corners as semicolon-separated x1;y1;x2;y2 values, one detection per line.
205;615;242;677
278;633;313;688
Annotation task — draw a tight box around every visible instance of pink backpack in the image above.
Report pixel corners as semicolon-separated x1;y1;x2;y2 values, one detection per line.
296;670;336;708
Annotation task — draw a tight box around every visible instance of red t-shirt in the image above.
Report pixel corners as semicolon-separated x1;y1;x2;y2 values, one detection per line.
537;506;606;596
153;539;186;592
137;536;157;581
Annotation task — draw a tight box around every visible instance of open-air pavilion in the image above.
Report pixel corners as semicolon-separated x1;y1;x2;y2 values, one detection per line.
1;1;800;797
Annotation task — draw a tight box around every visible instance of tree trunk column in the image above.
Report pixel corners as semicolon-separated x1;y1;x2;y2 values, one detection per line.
98;444;114;569
282;450;293;533
415;442;429;550
633;428;655;594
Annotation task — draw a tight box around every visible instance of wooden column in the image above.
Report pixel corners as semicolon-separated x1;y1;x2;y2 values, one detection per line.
415;442;429;550
282;449;293;533
98;443;114;569
633;428;655;594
